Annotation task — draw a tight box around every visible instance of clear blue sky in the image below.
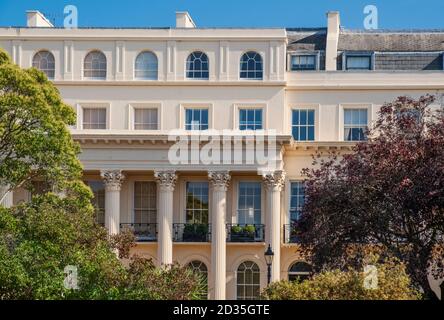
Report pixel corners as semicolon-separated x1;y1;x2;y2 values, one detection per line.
0;0;443;29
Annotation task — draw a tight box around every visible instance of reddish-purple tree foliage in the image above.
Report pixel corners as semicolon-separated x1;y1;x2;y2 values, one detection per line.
298;95;444;299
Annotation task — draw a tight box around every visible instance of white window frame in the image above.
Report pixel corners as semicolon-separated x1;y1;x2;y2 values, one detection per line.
82;50;108;80
185;51;210;80
236;260;261;300
179;103;213;130
233;103;267;130
134;51;158;80
132;181;157;224
339;104;372;141
239;51;264;80
128;102;162;130
343;52;375;71
235;180;264;225
184;181;210;224
76;103;111;130
32;50;56;79
288;51;321;71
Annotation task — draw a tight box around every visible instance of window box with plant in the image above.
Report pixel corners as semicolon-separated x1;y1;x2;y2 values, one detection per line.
230;224;256;242
182;223;209;242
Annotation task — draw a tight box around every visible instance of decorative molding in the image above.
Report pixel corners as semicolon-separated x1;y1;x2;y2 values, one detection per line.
154;170;177;191
262;170;286;191
208;171;231;191
100;170;125;191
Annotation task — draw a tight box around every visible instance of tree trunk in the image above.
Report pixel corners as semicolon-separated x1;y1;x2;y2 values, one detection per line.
415;269;439;300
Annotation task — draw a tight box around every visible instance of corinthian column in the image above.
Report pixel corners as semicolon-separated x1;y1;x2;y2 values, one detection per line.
208;171;231;300
100;170;125;235
263;170;285;283
154;170;177;267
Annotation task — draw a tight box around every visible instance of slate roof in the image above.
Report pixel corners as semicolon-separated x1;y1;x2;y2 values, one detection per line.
337;29;444;52
286;28;444;52
286;29;327;51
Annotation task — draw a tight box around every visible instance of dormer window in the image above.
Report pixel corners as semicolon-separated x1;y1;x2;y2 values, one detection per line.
344;52;374;70
290;54;317;71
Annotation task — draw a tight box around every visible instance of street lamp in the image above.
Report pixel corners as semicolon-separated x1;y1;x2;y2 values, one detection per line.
264;244;274;285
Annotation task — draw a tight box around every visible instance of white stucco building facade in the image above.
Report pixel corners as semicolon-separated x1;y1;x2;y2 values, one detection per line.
1;10;443;300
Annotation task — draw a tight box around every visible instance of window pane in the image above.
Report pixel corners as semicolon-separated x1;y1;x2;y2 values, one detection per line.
135;51;158;80
83;108;106;129
344;109;367;141
186;51;209;79
134;108;158;130
346;56;371;70
238;182;261;224
84;51;107;79
239;109;263;130
291;55;316;71
32;51;55;79
186;182;209;224
240;51;263;80
292;109;315;141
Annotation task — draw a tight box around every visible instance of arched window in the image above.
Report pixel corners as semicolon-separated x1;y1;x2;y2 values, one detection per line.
236;261;260;300
135;51;158;80
32;50;55;79
288;261;312;283
186;51;209;79
84;50;107;79
187;260;208;299
240;51;263;80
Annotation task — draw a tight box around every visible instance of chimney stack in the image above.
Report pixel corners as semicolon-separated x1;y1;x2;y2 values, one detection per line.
26;10;54;27
325;11;340;71
175;11;196;28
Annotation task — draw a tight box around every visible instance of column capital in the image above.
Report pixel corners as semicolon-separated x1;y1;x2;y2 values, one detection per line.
154;170;177;191
100;170;125;191
208;171;231;191
262;170;286;191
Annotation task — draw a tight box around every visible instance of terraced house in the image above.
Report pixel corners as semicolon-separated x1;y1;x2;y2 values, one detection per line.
1;10;443;300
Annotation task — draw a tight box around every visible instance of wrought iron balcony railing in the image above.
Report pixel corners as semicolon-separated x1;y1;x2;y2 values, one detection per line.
283;224;301;244
173;223;211;242
120;223;157;242
226;224;265;243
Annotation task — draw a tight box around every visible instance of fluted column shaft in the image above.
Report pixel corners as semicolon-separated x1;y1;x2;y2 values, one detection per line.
263;170;285;283
101;170;125;235
155;170;177;267
209;171;230;300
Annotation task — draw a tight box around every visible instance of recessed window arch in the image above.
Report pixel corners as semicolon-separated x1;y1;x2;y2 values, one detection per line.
83;50;107;79
186;51;209;79
186;260;208;299
32;50;55;79
288;261;312;283
240;51;263;80
236;261;260;300
134;51;158;80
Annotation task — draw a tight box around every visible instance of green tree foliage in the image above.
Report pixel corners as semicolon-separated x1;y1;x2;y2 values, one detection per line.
262;257;420;300
0;48;81;199
0;195;204;299
0;49;203;300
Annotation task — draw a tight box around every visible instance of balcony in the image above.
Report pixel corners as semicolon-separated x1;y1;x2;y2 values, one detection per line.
120;223;157;242
173;223;211;242
283;224;301;244
226;224;265;243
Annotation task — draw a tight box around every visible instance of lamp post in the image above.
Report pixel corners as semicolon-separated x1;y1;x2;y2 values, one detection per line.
264;244;274;285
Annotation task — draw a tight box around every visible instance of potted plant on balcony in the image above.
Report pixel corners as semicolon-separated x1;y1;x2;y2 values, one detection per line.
183;223;208;242
230;225;256;242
